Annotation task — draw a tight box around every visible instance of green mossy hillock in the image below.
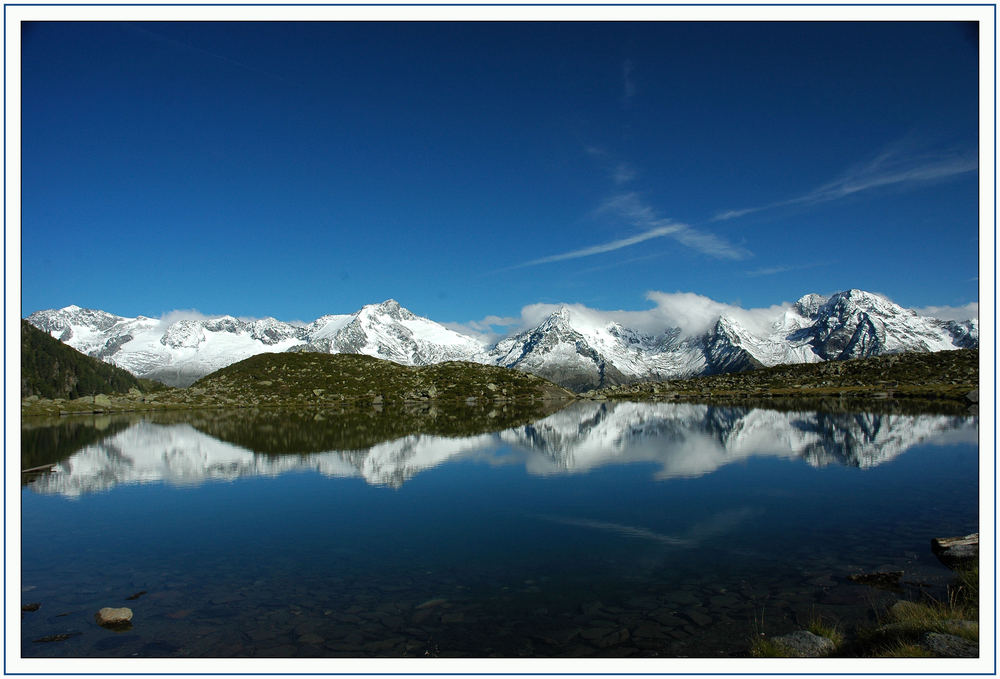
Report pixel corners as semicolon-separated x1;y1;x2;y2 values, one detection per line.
22;352;575;417
586;349;978;414
192;352;575;407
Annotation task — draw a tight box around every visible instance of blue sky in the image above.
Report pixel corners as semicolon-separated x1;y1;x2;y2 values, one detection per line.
20;20;981;331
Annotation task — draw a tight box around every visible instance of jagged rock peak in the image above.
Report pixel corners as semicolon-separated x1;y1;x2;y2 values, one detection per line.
794;293;828;318
820;289;905;316
548;305;573;321
362;299;415;321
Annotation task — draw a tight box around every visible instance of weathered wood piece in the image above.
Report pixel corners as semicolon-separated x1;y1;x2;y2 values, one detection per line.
931;533;978;570
21;463;56;474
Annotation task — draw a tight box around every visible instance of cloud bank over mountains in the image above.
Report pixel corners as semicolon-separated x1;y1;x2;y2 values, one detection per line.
149;289;979;347
452;290;978;344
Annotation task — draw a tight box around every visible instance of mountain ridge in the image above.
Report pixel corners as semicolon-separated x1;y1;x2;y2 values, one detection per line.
25;289;978;391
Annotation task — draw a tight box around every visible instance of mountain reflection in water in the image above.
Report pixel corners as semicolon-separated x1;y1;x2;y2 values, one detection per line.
24;401;977;497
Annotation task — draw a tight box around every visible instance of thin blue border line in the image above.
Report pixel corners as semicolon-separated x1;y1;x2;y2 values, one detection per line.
13;2;986;5
4;2;7;675
1;673;990;676
3;5;995;677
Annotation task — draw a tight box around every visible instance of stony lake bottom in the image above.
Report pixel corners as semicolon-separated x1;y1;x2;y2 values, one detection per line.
20;401;979;660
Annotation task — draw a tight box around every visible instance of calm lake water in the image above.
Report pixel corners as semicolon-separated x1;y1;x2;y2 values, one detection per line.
20;401;978;658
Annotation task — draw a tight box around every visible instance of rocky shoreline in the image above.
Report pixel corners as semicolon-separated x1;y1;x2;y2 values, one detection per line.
755;533;979;658
23;533;978;659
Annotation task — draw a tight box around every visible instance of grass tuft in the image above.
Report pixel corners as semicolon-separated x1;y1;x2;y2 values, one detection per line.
807;615;844;647
749;636;787;658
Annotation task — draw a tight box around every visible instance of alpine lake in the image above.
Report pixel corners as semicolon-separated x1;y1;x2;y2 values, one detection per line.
20;398;979;660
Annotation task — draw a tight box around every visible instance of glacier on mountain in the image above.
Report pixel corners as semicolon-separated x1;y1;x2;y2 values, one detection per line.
25;290;978;389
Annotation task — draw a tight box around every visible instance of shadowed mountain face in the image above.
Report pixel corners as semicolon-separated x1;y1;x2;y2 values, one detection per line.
26;290;978;390
24;401;976;496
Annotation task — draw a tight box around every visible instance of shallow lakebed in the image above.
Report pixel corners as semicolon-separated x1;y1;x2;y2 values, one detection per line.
20;401;978;658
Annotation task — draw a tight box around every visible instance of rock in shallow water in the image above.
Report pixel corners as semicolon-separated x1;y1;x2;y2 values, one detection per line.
95;607;133;627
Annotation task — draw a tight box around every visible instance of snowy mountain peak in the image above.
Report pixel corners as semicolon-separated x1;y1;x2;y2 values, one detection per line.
359;299;415;322
793;293;828;318
541;306;574;328
820;289;907;320
713;315;748;337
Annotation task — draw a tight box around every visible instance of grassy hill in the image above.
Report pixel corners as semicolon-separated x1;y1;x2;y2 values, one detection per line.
22;351;575;416
22;343;975;418
586;348;979;413
21;319;147;399
192;352;576;407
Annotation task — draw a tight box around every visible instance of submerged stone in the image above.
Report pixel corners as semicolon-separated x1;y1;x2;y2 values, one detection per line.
96;606;133;627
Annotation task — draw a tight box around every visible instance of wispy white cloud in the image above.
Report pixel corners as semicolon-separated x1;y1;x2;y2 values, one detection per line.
745;261;832;277
584;147;636;185
442;315;520;344
622;59;636;107
514;192;749;269
600;192;751;259
520;225;680;267
157;308;217;325
714;144;978;222
157;309;298;327
911;302;978;322
613;162;637;185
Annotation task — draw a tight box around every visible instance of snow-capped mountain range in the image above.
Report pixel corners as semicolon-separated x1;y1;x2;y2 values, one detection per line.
26;290;978;390
26;402;977;497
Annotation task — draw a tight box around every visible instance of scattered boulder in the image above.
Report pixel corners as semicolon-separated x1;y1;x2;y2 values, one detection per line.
95;606;133;628
932;533;978;570
771;630;835;657
21;603;40;612
922;632;978;657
